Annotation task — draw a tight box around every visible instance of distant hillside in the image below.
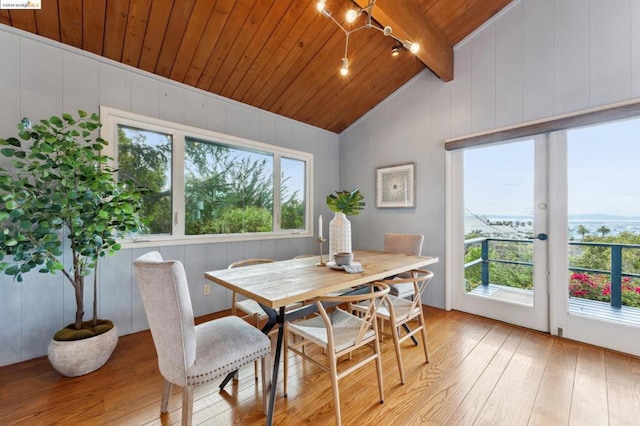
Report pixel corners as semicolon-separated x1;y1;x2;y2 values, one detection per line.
569;214;640;221
464;213;640;221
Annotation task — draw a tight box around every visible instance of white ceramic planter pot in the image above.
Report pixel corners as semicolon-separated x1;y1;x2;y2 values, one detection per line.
47;324;118;377
329;212;351;262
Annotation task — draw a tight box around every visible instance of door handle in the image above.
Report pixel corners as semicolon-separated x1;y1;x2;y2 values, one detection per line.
535;233;548;240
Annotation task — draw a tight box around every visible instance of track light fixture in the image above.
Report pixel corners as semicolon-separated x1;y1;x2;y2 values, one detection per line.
316;0;420;76
391;43;401;57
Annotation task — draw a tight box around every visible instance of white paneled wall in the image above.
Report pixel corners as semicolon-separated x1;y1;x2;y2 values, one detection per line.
0;25;339;367
340;0;640;310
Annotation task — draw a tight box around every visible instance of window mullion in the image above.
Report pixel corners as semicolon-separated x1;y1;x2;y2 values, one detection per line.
173;131;186;237
273;153;282;232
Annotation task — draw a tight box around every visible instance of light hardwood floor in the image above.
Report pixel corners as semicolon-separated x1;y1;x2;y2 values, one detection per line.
1;307;639;425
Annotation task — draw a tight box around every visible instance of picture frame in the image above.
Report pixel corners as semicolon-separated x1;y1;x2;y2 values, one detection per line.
376;163;415;208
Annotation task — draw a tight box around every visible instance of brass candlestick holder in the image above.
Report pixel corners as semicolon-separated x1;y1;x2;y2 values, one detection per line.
316;237;326;266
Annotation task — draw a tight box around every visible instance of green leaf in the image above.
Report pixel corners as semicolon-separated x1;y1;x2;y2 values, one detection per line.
49;116;63;128
1;148;15;157
78;110;87;118
62;113;75;124
5;265;19;275
10;159;25;169
9;208;25;218
4;199;18;210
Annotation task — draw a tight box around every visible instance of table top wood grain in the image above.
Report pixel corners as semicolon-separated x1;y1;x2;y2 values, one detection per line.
204;250;439;309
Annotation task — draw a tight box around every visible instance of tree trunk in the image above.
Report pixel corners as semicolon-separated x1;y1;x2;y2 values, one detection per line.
92;261;98;327
74;273;84;330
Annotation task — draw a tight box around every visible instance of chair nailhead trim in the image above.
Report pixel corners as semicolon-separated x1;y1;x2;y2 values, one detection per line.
186;347;270;386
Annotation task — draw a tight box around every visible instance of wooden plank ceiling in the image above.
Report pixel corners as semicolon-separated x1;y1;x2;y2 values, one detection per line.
0;0;511;133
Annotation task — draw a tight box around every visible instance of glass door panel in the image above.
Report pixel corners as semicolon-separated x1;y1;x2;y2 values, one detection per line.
451;137;549;332
565;118;640;331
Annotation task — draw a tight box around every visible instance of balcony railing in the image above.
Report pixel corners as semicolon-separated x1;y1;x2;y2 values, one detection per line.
464;237;640;309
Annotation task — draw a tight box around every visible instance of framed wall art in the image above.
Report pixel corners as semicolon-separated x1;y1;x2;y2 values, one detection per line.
376;163;415;208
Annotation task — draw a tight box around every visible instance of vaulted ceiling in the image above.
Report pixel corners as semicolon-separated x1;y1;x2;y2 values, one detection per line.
0;0;512;133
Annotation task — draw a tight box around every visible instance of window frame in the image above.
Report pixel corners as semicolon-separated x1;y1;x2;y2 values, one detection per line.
100;106;314;247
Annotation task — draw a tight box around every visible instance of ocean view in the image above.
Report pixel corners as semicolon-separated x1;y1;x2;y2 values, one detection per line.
465;214;640;239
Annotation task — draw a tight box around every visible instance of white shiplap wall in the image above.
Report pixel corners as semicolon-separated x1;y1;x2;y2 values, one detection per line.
340;0;640;309
0;25;339;367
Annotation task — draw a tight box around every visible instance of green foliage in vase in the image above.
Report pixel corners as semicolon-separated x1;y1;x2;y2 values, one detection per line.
0;111;147;336
326;189;365;216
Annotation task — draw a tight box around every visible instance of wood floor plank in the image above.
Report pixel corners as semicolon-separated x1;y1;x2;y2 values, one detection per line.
473;331;554;425
414;322;514;424
569;344;609;426
2;307;640;425
605;350;640;426
528;338;579;425
443;326;527;425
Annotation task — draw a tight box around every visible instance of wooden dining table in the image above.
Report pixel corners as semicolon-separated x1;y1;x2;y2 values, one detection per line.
204;249;439;426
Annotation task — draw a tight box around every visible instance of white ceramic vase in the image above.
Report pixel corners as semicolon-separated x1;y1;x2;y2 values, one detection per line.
329;212;351;261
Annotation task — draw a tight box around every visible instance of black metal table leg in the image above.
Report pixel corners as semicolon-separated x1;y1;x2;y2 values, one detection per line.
219;304;279;391
402;323;419;345
266;306;285;426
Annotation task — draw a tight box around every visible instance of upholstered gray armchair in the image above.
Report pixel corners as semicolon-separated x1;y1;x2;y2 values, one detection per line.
134;251;272;426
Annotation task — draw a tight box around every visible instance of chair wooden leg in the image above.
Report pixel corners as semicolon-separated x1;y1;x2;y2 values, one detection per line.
328;350;342;426
390;321;405;384
418;313;430;363
261;354;272;415
181;385;193;426
161;379;173;413
373;336;385;403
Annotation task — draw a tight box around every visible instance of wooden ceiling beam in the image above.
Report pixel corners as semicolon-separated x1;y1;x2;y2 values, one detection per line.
353;0;453;82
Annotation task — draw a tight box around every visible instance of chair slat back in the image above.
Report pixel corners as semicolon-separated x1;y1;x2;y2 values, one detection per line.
228;258;275;269
382;269;434;311
314;283;390;350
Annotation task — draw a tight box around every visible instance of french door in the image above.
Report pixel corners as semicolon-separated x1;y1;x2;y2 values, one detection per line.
447;123;640;356
548;125;640;357
448;135;549;332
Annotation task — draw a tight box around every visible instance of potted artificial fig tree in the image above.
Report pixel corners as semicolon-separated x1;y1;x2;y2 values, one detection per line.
0;111;146;376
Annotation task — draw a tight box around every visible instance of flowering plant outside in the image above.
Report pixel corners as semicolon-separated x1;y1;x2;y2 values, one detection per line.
568;273;640;308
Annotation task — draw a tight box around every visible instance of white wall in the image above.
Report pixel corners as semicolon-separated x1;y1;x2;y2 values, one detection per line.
340;0;640;309
0;25;339;366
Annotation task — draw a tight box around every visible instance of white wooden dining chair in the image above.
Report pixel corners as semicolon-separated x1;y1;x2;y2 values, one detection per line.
283;283;390;426
351;269;434;384
134;251;272;425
